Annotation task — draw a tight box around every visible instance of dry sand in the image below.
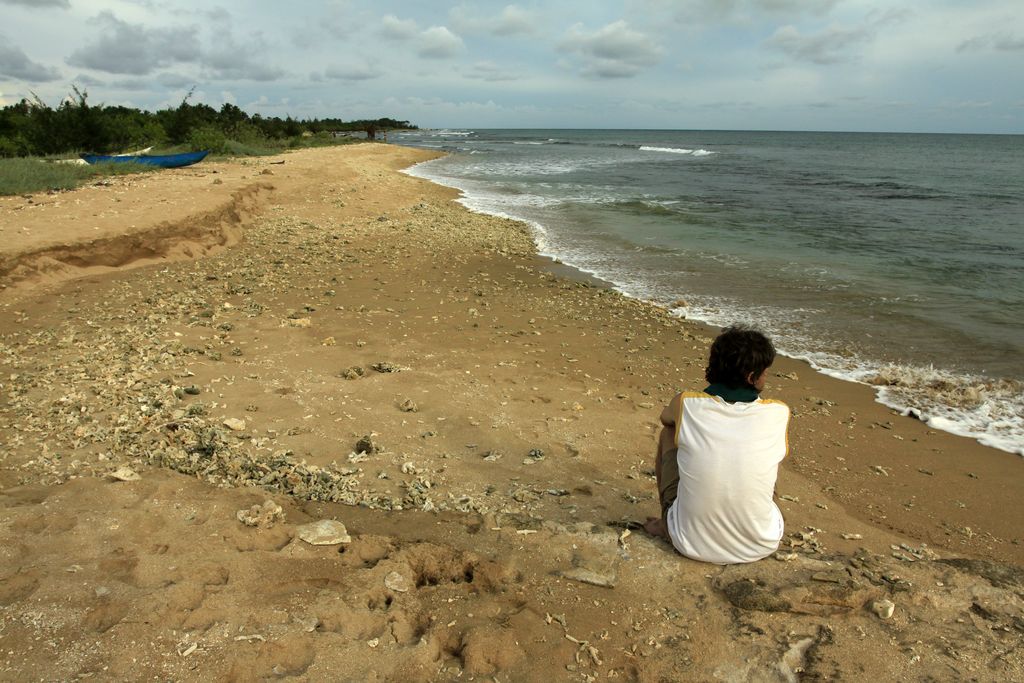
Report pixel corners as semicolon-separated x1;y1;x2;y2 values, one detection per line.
1;144;1021;681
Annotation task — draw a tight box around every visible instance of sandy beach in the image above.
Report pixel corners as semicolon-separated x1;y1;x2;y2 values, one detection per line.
1;144;1021;681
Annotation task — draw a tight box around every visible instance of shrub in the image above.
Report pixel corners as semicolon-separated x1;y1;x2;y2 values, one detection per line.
187;125;228;154
0;135;29;158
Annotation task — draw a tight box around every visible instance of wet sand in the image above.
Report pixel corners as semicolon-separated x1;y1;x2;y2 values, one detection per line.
1;144;1021;681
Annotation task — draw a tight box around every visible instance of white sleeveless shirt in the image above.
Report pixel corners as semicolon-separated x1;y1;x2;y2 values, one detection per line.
666;392;790;564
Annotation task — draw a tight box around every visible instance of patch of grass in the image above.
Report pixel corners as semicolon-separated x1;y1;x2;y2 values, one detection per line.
215;135;362;158
294;135;364;150
0;157;154;196
221;139;280;157
1;136;373;196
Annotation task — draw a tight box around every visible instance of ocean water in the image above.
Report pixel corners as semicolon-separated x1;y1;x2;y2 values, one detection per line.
395;129;1024;456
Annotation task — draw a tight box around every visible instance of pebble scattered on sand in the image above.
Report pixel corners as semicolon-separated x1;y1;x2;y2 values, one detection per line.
1;147;1022;683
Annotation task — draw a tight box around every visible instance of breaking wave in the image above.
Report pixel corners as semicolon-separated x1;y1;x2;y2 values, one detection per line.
640;146;717;156
399;136;1024;458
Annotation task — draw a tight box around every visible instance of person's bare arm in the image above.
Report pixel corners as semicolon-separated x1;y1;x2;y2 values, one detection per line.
659;393;683;456
661;393;682;427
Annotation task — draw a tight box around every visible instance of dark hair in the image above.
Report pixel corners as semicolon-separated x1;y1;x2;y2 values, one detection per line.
704;325;776;389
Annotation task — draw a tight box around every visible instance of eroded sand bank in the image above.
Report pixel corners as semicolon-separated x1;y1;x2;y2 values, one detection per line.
1;144;1021;681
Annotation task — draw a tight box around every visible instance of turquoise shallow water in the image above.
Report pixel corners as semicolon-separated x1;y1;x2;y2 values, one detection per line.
396;129;1024;456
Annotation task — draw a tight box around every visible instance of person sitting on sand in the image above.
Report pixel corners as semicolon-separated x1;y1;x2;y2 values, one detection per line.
645;325;790;564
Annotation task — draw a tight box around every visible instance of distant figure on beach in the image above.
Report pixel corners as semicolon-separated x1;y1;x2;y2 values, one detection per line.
645;326;790;564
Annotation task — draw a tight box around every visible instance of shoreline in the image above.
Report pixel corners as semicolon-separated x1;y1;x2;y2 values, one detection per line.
1;144;1021;681
400;152;1024;458
4;143;1021;559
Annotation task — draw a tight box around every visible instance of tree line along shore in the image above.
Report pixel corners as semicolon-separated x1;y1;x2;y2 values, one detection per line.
0;89;415;196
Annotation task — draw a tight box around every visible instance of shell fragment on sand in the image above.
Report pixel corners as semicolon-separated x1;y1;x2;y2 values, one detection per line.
872;598;896;619
297;519;351;545
108;466;140;481
558;567;617;588
384;571;412;593
236;500;284;528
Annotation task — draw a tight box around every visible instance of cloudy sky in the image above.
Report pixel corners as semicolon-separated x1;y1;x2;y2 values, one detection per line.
1;0;1021;133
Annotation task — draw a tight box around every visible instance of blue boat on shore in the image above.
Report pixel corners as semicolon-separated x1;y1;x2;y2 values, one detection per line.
80;150;210;169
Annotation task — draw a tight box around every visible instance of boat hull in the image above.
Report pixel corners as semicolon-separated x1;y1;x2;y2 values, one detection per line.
80;150;210;169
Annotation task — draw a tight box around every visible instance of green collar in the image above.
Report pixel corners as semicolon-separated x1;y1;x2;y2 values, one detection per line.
704;383;759;403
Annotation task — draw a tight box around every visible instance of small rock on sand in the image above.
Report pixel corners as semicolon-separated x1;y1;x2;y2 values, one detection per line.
371;361;401;373
297;520;351;545
355;435;380;454
871;599;895;619
340;366;364;380
384;571;412;592
559;567;617;588
108;466;140;482
236;500;284;528
223;418;247;431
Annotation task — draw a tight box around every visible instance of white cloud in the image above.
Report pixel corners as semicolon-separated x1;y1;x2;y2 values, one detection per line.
958;32;1024;52
492;5;536;36
379;16;465;59
449;4;537;36
67;11;200;75
66;10;284;82
418;26;464;59
0;40;62;81
765;10;907;65
380;14;419;41
627;0;840;25
288;1;365;44
202;32;285;82
766;23;873;65
559;21;663;78
0;0;70;7
2;0;1022;133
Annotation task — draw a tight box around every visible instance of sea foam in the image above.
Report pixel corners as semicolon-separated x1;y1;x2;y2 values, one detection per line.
400;142;1024;458
639;146;716;156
